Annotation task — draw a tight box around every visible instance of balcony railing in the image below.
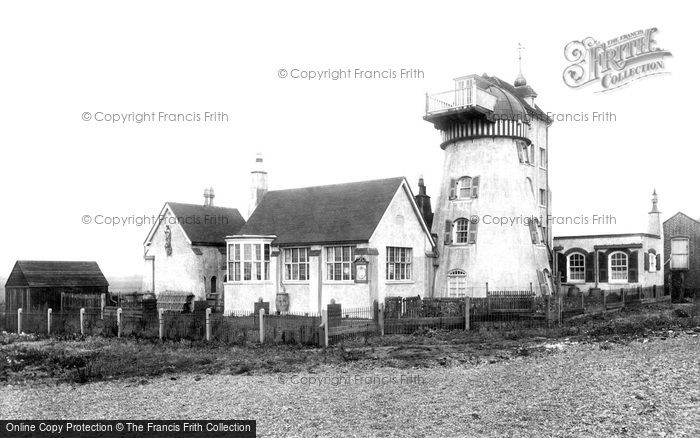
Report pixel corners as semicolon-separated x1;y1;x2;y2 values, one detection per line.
425;80;498;117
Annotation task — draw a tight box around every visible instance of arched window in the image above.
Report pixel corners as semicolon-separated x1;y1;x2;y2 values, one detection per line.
567;253;585;282
609;252;628;282
649;253;657;272
211;276;217;294
447;269;467;297
458;177;472;198
454;218;470;243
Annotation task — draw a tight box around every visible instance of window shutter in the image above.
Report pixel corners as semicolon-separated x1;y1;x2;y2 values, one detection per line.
644;252;649;271
656;253;661;270
536;270;544;287
468;219;478;244
585;252;595;282
629;250;638;282
516;143;524;163
449;179;457;200
529;145;535;164
557;252;567;283
471;176;480;198
528;221;538;244
444;220;452;245
598;251;608;283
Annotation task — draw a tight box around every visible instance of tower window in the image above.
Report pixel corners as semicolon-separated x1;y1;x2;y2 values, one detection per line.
447;269;467;297
539;147;547;169
458;177;472;198
516;140;534;165
455;219;470;243
450;176;480;199
539;189;547;207
452;218;478;244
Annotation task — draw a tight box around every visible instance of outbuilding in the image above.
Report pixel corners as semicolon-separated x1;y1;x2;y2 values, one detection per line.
4;260;109;313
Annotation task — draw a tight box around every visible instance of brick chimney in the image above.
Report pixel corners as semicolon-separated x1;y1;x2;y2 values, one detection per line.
414;175;433;230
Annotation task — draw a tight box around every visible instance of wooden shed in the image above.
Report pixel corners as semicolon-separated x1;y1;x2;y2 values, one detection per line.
4;261;109;313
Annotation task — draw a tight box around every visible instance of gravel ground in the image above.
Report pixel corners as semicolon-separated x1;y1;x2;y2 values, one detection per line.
2;334;699;437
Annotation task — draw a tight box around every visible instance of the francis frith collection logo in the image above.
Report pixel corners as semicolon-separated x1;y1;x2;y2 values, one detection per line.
563;28;672;92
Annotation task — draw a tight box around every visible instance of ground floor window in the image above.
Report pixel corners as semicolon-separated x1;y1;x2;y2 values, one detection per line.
386;247;412;280
447;269;467;297
609;251;628;282
568;253;585;282
670;238;689;269
284;247;310;281
228;242;271;282
325;245;355;281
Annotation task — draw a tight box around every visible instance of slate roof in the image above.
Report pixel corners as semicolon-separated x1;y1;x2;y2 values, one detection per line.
5;261;109;288
165;203;246;246
238;177;406;246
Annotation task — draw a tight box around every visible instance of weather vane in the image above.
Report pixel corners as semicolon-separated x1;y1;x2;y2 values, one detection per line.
517;42;525;74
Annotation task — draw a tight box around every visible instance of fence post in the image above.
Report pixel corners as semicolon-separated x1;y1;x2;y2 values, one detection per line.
80;308;85;335
464;296;471;331
100;293;106;319
321;309;329;347
378;303;385;336
545;296;550;327
530;282;533;294
622;288;626;307
581;291;585;313
558;293;562;325
258;308;265;344
17;308;22;334
485;282;489;295
158;308;164;340
47;308;52;335
117;307;122;338
205;308;212;342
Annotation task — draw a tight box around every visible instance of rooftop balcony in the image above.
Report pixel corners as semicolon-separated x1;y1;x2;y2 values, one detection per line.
424;76;498;124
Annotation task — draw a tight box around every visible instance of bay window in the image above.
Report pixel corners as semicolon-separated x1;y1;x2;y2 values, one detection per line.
228;242;271;282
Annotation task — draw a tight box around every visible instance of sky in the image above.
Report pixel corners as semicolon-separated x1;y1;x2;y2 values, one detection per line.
0;1;695;278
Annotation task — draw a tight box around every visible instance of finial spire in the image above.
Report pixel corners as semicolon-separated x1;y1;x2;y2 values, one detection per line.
650;189;659;213
515;43;527;87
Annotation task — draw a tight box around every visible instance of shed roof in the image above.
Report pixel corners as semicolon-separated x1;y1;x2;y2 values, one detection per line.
5;261;109;288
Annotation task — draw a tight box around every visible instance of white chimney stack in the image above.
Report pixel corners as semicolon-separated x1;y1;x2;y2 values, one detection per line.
248;153;268;218
203;187;215;206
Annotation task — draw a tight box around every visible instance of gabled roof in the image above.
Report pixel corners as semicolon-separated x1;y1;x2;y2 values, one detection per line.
663;211;700;225
238;177;429;246
144;202;246;247
5;261;109;288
